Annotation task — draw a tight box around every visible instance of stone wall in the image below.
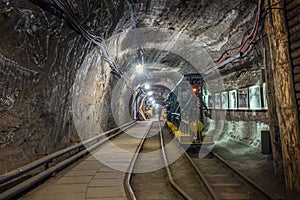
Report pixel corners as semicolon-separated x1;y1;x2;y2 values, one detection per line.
205;67;270;148
0;0;261;174
0;0;123;174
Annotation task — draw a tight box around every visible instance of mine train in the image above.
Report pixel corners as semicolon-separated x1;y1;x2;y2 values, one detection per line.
165;74;213;145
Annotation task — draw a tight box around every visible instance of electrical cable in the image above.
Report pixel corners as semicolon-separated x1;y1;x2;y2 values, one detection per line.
215;0;262;68
51;0;125;79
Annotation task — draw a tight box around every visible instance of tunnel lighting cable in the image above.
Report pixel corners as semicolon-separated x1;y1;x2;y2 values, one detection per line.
125;1;152;80
52;0;120;72
50;0;137;91
209;0;262;73
125;0;137;29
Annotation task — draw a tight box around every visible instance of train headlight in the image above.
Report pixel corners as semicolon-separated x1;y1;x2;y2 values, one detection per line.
189;120;204;133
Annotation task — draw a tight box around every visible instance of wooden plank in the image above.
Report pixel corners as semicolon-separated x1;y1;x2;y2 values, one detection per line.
287;13;300;28
294;73;300;82
291;48;300;59
286;0;300;11
289;22;300;34
293;66;300;75
262;9;284;178
287;5;300;19
295;83;300;91
293;57;300;66
290;40;300;51
285;0;294;4
290;31;300;43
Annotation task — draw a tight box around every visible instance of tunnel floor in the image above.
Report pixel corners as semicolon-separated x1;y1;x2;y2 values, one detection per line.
19;122;152;200
213;140;300;199
17;121;300;200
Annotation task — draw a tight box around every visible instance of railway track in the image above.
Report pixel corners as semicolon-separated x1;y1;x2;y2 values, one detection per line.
188;149;273;200
125;122;184;199
2;120;275;200
0;121;136;200
125;121;212;200
126;121;273;200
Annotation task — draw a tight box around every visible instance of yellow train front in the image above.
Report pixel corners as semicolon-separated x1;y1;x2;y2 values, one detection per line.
164;74;214;146
165;119;214;146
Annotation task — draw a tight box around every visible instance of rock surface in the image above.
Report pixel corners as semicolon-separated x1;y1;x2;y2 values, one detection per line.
0;0;262;173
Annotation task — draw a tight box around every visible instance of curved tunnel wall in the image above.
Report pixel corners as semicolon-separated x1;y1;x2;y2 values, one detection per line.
0;0;123;174
0;0;267;174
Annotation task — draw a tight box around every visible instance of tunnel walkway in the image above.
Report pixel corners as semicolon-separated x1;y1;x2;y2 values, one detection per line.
20;122;152;200
8;120;300;200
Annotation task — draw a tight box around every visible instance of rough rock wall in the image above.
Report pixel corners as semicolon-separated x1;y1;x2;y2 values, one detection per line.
117;0;258;60
206;66;269;148
72;48;117;140
0;0;261;174
0;0;122;174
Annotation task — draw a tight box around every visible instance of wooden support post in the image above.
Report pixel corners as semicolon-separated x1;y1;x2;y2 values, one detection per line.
264;0;300;191
262;46;284;177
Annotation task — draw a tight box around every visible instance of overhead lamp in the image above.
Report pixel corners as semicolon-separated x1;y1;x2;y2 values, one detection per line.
147;91;154;96
144;83;150;90
136;63;144;74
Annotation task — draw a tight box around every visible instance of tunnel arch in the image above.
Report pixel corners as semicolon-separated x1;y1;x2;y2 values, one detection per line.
71;27;226;160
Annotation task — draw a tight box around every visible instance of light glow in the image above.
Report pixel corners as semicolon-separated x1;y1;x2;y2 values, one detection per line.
136;64;144;74
147;91;154;96
144;83;150;90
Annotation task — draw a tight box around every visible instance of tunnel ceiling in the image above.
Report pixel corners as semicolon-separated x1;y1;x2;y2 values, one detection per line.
118;48;202;75
115;0;258;62
0;0;259;76
29;0;259;75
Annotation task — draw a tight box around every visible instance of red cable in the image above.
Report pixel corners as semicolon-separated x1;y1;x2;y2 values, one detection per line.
217;0;262;65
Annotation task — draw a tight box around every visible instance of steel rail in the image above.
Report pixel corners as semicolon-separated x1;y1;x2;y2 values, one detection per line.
183;151;220;200
182;147;273;200
0;121;136;199
211;151;275;200
158;122;194;200
164;120;219;199
0;121;135;185
124;121;154;200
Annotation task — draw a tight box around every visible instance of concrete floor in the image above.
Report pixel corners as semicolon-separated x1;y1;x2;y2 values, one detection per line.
20;122;151;200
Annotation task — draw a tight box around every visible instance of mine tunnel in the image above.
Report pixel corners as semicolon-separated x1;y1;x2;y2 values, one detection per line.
1;0;300;199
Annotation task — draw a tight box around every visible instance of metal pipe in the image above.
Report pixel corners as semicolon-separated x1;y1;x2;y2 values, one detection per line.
0;121;135;185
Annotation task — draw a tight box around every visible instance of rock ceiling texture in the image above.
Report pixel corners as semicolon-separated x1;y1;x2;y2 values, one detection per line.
0;0;260;173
